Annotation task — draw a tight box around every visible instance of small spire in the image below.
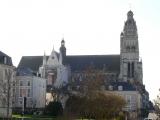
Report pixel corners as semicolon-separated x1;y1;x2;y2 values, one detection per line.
43;51;47;65
44;51;46;56
120;32;124;36
52;44;54;51
61;38;65;46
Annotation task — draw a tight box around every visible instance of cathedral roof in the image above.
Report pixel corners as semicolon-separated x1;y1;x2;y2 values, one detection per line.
16;67;34;76
18;55;120;73
67;55;120;72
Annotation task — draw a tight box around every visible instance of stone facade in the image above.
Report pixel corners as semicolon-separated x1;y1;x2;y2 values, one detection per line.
39;10;144;91
119;11;143;84
13;73;46;109
39;41;70;91
0;51;15;118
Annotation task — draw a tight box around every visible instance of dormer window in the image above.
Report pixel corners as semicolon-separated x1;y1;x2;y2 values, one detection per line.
109;85;113;90
118;86;123;91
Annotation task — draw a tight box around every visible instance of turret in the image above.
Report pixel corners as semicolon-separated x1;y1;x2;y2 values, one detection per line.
60;39;66;65
127;10;134;20
42;52;47;66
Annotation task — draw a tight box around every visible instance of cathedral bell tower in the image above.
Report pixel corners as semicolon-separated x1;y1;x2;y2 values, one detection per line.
60;39;66;65
120;11;143;84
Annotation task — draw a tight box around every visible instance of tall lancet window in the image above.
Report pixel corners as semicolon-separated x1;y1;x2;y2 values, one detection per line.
127;62;130;78
132;62;134;78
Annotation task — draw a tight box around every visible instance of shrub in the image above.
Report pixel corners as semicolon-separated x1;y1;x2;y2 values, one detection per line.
45;101;63;116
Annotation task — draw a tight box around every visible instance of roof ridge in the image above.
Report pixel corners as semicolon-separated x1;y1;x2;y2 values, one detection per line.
67;54;120;56
0;51;9;57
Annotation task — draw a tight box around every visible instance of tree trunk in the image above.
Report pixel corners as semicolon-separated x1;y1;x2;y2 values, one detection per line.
6;70;11;120
7;74;10;119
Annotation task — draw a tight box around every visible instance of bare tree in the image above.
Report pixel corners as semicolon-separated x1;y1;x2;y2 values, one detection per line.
6;69;13;119
65;67;126;119
0;68;14;119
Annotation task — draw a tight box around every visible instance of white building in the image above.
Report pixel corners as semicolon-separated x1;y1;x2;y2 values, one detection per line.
39;40;69;90
0;51;15;118
14;67;46;109
106;82;143;119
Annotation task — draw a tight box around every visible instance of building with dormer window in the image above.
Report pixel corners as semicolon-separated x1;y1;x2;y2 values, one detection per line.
0;51;15;118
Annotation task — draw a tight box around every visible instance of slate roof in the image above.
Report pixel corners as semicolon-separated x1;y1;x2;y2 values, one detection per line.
18;55;120;73
109;82;136;91
16;67;34;76
0;51;13;66
67;55;120;72
18;56;49;72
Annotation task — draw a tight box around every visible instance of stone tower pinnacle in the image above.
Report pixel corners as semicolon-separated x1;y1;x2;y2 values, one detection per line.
119;11;143;84
59;39;66;65
43;51;47;66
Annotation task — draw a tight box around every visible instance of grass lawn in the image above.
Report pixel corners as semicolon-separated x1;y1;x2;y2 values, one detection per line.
12;114;56;120
12;115;94;120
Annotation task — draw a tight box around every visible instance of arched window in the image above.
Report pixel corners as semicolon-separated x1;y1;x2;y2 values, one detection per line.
118;86;123;91
127;62;130;78
126;46;130;52
131;46;136;52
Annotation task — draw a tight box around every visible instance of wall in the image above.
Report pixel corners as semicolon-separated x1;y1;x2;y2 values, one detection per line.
15;76;46;109
0;64;15;118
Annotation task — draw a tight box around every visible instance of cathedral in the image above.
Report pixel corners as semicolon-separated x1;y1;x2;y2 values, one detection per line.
18;10;143;88
17;10;149;117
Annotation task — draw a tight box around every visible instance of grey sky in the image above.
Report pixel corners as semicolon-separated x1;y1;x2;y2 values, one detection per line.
0;0;160;100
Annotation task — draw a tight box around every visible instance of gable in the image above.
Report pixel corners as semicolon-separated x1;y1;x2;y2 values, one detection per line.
18;56;47;72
